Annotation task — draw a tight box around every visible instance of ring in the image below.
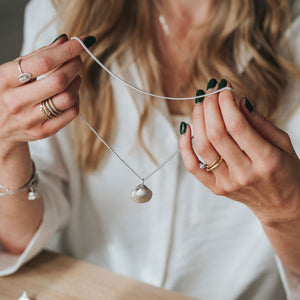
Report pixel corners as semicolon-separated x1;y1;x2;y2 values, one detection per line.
206;155;224;172
40;98;62;119
45;98;62;117
199;162;208;169
17;59;32;83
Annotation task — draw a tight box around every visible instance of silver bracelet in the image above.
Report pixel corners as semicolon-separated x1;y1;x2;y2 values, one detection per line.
0;161;40;200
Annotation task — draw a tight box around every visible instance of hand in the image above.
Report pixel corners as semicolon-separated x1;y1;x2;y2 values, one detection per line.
179;79;300;227
0;34;94;154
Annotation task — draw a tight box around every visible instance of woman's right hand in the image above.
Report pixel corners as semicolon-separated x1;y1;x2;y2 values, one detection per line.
0;34;94;156
0;35;96;254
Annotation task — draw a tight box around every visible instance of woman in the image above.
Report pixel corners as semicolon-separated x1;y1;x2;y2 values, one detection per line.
0;0;299;299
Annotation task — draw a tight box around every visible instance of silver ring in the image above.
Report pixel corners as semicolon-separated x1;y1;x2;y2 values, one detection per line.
17;59;32;83
199;162;207;169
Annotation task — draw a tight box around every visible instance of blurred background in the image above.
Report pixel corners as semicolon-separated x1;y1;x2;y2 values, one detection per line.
0;0;30;64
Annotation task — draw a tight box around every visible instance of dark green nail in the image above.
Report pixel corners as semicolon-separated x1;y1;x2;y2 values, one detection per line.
180;122;187;135
207;78;217;90
83;36;96;48
51;34;68;44
195;89;205;104
218;79;227;89
245;97;254;112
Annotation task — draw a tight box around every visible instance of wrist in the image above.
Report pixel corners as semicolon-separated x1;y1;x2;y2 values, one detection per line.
0;142;33;190
262;215;300;234
0;160;40;201
252;191;300;231
0;141;29;162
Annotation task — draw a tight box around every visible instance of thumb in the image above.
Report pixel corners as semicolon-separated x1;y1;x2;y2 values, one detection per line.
239;97;297;156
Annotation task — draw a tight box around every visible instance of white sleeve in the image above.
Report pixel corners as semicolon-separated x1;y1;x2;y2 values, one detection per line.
275;256;300;300
0;133;72;276
0;0;70;276
21;0;58;55
275;6;300;299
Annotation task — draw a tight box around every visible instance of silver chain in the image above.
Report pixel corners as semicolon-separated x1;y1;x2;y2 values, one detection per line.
0;184;12;193
71;37;233;101
72;37;233;183
80;113;179;183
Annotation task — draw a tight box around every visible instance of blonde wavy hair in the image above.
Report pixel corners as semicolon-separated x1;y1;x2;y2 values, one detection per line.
51;0;300;171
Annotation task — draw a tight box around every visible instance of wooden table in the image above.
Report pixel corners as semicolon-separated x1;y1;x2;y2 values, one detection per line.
0;251;195;299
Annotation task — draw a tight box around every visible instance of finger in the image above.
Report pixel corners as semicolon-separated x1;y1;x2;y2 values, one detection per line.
30;76;81;125
2;35;95;88
240;97;298;157
0;34;67;89
52;75;81;111
193;88;220;167
36;96;79;139
203;79;250;170
199;78;226;173
218;82;274;162
19;34;88;63
5;35;70;89
11;56;83;109
4;35;69;88
179;121;215;187
14;34;69;62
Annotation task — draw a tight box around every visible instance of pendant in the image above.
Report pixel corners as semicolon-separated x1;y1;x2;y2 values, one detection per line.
27;187;40;201
131;184;152;203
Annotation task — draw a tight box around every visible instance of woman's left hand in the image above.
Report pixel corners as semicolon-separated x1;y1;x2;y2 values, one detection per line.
179;78;300;227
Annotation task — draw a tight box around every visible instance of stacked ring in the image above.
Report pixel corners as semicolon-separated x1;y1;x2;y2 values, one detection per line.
206;155;223;172
40;98;62;119
200;155;224;172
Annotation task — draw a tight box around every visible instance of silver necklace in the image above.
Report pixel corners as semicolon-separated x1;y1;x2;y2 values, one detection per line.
71;37;232;203
80;113;179;203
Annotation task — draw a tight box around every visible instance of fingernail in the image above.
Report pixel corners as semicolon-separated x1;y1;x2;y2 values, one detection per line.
207;78;217;90
218;79;227;89
51;33;68;44
83;36;96;48
180;122;187;135
245;97;254;112
195;89;205;104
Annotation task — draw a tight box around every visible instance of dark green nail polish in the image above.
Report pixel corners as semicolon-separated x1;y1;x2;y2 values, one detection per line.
83;36;96;48
51;34;68;44
180;122;187;135
245;97;254;112
207;78;217;90
218;79;227;89
195;89;205;104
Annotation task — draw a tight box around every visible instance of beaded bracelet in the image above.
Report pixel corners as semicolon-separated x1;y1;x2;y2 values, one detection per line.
0;161;40;200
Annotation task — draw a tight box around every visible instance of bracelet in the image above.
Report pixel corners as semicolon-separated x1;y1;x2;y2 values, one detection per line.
0;161;40;200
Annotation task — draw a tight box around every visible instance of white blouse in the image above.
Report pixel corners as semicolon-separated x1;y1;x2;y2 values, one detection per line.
0;0;300;299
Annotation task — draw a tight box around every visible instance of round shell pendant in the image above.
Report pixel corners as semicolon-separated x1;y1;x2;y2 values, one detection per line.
131;184;152;203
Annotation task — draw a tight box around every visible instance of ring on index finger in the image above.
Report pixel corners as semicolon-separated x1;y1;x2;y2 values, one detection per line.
17;59;32;83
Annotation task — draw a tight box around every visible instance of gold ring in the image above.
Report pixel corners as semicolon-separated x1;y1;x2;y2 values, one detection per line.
45;98;62;117
206;155;224;172
40;98;62;119
40;101;53;119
